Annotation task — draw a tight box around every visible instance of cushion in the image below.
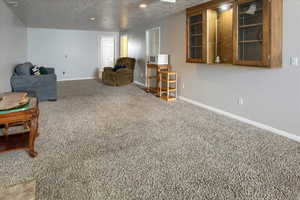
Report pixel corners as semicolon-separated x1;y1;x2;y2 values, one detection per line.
31;65;40;76
15;62;33;76
39;67;48;75
113;65;127;72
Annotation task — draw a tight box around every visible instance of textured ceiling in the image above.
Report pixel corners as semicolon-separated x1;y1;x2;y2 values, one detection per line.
4;0;208;31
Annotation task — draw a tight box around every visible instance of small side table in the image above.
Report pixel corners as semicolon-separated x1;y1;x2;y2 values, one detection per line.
0;97;39;157
146;64;171;95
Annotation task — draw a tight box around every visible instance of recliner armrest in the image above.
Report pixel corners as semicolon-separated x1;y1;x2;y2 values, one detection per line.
104;67;114;72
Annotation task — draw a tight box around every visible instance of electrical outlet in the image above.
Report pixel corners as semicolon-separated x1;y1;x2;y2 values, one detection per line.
290;57;299;66
238;97;244;105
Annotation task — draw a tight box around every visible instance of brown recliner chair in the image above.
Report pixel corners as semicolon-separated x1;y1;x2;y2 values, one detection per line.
102;57;136;86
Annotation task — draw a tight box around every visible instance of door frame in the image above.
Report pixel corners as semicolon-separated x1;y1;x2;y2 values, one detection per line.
145;26;161;85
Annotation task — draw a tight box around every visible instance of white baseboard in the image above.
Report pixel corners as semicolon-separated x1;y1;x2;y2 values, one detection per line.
179;96;300;143
134;81;145;87
58;77;96;82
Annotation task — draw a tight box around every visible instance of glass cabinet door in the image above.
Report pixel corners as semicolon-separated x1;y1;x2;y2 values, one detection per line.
187;12;204;63
234;0;269;66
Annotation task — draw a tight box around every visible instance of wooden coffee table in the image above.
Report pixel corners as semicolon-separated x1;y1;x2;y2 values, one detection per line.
0;97;39;157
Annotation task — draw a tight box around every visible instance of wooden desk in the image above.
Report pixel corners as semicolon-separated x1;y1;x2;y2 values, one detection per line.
0;98;39;157
146;64;171;95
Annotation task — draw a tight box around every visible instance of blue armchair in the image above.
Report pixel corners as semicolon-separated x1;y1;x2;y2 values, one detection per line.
11;62;57;101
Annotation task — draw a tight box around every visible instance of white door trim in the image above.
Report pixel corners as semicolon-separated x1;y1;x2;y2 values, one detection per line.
145;26;161;86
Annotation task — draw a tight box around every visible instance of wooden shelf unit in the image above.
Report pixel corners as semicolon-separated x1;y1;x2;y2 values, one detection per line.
158;71;177;102
186;0;283;68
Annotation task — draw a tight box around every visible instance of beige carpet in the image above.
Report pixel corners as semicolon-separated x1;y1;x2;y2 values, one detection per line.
0;180;35;200
0;80;299;200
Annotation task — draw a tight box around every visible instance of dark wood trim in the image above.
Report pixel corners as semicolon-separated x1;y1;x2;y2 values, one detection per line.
270;0;283;68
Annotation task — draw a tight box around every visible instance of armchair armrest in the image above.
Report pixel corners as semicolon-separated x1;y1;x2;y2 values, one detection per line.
104;67;114;72
46;68;55;74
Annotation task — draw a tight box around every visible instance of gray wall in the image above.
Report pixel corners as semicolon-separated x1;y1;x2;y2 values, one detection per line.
27;28;119;81
0;0;27;93
123;0;300;136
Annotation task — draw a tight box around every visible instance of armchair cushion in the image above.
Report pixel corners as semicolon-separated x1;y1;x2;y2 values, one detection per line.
15;62;33;76
39;67;49;75
113;65;127;72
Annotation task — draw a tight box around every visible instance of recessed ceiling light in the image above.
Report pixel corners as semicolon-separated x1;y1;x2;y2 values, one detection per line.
139;3;147;8
89;17;96;21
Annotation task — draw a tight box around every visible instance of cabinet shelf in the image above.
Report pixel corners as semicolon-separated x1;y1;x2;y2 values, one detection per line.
239;40;263;43
239;23;263;28
190;22;202;26
191;34;202;36
239;8;262;15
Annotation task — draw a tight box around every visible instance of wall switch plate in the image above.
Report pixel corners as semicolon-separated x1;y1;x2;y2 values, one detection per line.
290;57;299;66
182;83;185;89
238;97;244;105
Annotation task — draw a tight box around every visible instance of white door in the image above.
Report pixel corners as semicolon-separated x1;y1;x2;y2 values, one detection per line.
100;37;115;69
146;27;160;85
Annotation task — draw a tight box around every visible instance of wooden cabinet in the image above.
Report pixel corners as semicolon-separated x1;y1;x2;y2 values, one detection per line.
186;10;206;63
186;0;282;68
233;0;282;67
